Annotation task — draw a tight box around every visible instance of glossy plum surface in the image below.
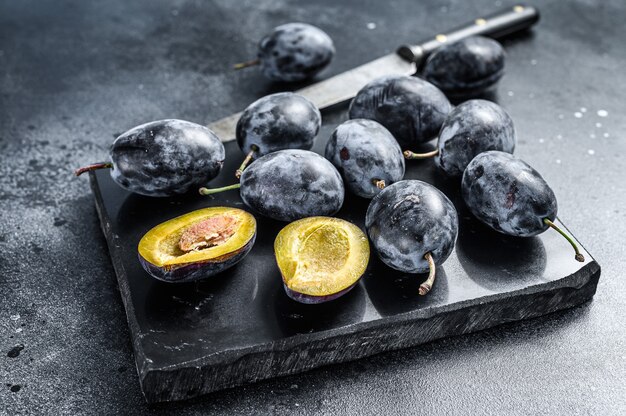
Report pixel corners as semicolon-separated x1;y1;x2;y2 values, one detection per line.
325;119;405;198
236;92;321;156
240;149;344;221
110;119;225;197
423;36;505;96
462;151;557;237
257;23;335;82
435;99;516;177
349;75;452;148
365;180;458;273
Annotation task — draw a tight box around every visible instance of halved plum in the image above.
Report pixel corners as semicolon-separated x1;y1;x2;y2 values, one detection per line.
138;207;256;283
274;217;369;304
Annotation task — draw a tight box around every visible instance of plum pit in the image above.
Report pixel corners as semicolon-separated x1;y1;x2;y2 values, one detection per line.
179;215;239;252
138;207;256;283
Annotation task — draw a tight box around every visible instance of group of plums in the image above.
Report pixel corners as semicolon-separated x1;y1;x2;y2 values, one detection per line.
76;28;585;303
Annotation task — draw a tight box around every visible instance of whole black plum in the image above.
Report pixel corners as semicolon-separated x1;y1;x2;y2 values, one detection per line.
462;151;584;261
404;99;516;177
422;36;505;97
75;119;225;197
349;75;452;148
237;23;335;82
201;150;344;222
325;119;405;199
365;180;458;295
235;92;321;177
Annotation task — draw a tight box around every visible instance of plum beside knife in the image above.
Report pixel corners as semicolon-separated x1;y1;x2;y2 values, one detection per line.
76;4;585;304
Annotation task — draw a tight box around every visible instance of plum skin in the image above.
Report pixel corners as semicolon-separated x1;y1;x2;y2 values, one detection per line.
435;99;516;177
462;151;557;237
138;234;256;283
349;75;452;148
365;180;458;273
257;23;335;82
236;92;321;156
240;149;345;222
325;119;405;199
423;36;505;96
283;282;358;304
110;119;225;197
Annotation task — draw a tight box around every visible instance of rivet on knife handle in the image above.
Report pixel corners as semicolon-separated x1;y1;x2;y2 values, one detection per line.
397;4;540;63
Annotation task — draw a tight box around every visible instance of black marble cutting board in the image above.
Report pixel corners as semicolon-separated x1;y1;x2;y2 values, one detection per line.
89;139;600;404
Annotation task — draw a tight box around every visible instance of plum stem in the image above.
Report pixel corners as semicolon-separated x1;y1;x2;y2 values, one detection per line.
543;218;585;262
235;146;258;179
403;149;439;160
233;59;260;70
199;183;241;196
419;252;436;296
372;179;386;190
74;162;113;176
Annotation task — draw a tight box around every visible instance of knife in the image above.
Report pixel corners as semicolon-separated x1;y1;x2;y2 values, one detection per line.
208;4;539;142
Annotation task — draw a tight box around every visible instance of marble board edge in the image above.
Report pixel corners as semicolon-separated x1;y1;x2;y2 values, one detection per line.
88;172;601;404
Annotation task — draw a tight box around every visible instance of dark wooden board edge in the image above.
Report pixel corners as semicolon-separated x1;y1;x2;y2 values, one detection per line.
89;173;601;404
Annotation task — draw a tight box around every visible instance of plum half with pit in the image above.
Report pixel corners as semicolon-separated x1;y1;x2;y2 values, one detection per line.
422;36;506;97
365;180;458;295
138;207;256;283
325;119;405;198
349;75;452;148
235;23;335;82
462;151;584;262
75;119;225;197
275;217;370;304
404;99;516;177
200;149;345;222
235;92;321;177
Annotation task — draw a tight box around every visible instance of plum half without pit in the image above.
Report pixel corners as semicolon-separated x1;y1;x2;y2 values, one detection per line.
138;207;256;283
275;217;369;304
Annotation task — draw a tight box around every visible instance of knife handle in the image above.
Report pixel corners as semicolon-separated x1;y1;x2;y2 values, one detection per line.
397;4;540;63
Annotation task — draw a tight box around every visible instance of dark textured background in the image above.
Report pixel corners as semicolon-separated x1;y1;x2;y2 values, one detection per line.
1;0;624;414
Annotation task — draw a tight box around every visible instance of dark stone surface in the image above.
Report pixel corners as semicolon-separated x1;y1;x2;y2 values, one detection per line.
90;140;598;403
1;0;624;414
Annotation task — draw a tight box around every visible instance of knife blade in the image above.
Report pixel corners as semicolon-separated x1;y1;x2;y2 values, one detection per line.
208;4;539;142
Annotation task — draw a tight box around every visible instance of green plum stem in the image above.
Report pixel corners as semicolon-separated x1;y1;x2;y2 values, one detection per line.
372;179;386;190
74;162;113;176
419;252;436;296
235;147;257;179
233;59;260;70
403;149;439;160
199;183;241;196
543;218;585;262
